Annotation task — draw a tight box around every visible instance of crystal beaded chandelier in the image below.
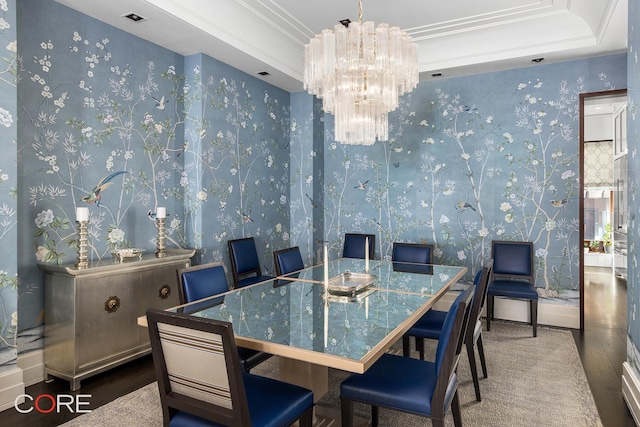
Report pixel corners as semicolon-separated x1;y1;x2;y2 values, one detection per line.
303;0;419;145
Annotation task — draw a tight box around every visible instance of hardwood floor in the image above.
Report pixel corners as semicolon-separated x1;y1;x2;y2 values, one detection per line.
573;266;635;427
2;266;635;426
3;355;156;427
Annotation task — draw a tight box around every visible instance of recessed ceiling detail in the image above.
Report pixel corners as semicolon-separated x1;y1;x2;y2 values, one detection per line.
55;0;628;93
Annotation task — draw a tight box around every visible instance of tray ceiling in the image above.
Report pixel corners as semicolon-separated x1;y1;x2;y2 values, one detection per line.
55;0;628;92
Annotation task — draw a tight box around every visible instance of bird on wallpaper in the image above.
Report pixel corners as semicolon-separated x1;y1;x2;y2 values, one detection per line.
354;180;369;191
463;104;477;113
456;201;476;212
551;199;568;208
81;171;128;206
152;95;169;110
236;208;254;223
176;141;189;157
371;219;385;230
393;162;400;168
305;193;318;209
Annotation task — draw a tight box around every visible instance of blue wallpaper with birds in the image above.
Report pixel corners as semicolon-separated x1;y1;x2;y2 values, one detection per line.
320;58;625;304
626;0;640;383
0;0;17;368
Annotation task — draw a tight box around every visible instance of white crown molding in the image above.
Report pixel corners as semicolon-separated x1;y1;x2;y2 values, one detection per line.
55;0;628;92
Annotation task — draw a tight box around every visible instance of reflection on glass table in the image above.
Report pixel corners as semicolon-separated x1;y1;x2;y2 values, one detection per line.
168;259;467;403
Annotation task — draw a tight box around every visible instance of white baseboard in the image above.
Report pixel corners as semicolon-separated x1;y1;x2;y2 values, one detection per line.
487;297;580;329
17;349;44;387
0;366;24;412
623;362;640;426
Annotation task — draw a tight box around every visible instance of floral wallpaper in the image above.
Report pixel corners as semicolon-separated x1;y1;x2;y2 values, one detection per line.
180;53;291;266
319;56;626;304
627;0;640;380
0;0;16;369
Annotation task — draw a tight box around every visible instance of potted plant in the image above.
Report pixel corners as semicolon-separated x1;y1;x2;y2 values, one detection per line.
589;240;601;252
601;223;612;252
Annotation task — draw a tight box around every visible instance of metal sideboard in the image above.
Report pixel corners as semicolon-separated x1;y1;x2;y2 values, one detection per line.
38;249;194;391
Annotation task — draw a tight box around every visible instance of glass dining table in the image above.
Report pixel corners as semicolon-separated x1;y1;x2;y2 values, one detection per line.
151;258;467;403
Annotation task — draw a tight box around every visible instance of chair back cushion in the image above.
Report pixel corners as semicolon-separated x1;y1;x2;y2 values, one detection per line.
466;260;493;341
434;285;473;374
274;246;305;276
229;238;261;274
342;233;376;259
146;309;251;426
492;240;533;280
392;242;434;274
179;263;229;304
158;322;233;408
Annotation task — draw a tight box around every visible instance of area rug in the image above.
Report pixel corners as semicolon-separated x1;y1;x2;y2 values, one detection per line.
61;321;602;426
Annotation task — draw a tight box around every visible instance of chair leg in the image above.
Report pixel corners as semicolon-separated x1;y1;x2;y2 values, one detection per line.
341;397;354;427
466;340;482;401
451;390;462;427
416;337;425;360
477;333;488;378
299;407;313;427
531;299;538;337
486;295;493;331
402;334;411;357
371;405;379;427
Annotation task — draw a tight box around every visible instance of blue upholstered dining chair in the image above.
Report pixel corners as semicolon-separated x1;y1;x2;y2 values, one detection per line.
402;260;493;402
340;284;473;427
177;262;229;304
146;309;314;427
342;233;376;259
392;242;434;274
486;240;538;337
177;262;272;372
227;237;274;288
273;246;305;276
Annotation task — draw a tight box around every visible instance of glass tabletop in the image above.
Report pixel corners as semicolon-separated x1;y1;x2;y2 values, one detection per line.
282;258;467;296
170;260;467;372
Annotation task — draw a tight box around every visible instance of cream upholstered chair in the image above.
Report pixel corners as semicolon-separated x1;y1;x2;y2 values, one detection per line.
146;308;314;427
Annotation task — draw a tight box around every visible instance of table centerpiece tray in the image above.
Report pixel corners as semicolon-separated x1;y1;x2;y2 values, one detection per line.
326;271;376;295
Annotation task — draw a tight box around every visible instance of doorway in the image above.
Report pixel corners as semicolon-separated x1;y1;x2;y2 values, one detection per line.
579;89;627;330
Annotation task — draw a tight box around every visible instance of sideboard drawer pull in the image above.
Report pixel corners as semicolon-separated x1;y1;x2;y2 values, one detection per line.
159;284;171;299
104;296;121;313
